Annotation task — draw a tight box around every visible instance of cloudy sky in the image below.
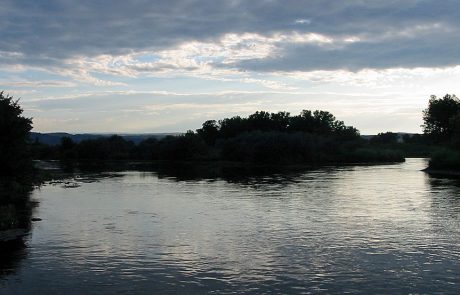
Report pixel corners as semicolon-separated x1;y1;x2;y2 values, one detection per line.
1;0;460;134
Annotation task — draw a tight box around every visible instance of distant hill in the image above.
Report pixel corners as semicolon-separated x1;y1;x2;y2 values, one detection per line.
30;132;182;145
361;132;421;143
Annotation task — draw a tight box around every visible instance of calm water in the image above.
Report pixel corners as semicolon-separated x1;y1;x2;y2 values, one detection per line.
2;158;460;294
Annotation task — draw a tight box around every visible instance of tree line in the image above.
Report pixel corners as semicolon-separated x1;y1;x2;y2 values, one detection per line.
3;91;459;182
0;92;34;233
1;91;458;235
31;109;407;164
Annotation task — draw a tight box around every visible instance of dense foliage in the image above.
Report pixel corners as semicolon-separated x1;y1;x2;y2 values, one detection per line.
423;94;460;142
422;94;460;171
0;92;33;182
429;149;460;170
0;92;34;232
196;110;360;144
32;110;405;164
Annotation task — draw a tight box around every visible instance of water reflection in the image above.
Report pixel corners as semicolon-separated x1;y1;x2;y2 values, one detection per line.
0;184;34;282
2;159;460;294
54;160;330;185
0;241;27;279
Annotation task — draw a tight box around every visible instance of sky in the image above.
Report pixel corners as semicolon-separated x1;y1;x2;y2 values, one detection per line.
1;0;460;134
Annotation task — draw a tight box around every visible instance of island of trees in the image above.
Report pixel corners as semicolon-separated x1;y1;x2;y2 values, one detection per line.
27;94;460;169
4;91;460;174
32;109;406;164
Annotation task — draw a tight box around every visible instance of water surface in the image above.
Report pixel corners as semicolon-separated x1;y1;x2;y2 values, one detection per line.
1;159;460;294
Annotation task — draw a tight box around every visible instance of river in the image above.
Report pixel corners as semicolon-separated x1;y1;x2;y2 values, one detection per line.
1;158;460;294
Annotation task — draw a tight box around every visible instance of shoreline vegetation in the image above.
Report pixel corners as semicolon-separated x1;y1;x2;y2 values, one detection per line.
0;92;35;242
423;167;460;178
423;149;460;177
421;94;460;174
1;91;460;242
32;110;407;164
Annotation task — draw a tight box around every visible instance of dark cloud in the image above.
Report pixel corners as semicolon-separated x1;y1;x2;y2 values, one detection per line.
232;31;460;72
1;0;460;71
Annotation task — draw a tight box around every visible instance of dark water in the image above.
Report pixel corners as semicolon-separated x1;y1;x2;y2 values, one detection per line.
1;158;460;294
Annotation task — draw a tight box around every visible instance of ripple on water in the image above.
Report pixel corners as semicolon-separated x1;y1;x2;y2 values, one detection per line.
2;159;460;294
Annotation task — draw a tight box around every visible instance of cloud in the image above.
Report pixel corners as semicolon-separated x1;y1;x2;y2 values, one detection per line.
3;0;460;133
1;0;459;73
234;24;460;72
0;80;76;88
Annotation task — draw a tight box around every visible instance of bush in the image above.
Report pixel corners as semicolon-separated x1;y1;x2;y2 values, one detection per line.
155;132;209;161
347;148;405;163
429;149;460;170
219;131;350;164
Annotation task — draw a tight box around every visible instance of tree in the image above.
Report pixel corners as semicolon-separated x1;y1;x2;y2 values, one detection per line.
196;120;219;145
0;92;33;181
449;112;460;147
270;111;290;131
218;116;247;138
422;94;460;141
370;132;399;144
59;136;76;159
156;131;208;160
248;111;272;131
313;110;336;133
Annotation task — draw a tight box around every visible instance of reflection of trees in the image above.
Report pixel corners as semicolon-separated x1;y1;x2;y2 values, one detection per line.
60;160;313;186
48;161;312;184
153;162;309;185
427;176;460;221
0;238;27;279
0;198;33;232
0;186;33;279
426;176;460;252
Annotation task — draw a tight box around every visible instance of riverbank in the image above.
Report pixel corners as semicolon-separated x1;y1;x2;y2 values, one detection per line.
423;167;460;178
0;166;65;244
0;157;421;244
3;159;460;294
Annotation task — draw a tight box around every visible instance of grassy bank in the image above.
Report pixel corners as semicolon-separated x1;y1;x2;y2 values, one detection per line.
423;149;460;177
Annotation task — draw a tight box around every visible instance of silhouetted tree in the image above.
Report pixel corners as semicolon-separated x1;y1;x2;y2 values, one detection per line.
156;131;208;160
370;132;399;144
423;94;460;141
449;113;460;147
287;110;315;133
59;136;76;159
312;110;336;133
75;135;135;160
218;116;248;138
0;92;33;182
135;137;159;160
0;92;35;235
270;111;291;131
196;120;219;145
247;111;273;131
